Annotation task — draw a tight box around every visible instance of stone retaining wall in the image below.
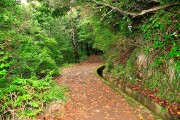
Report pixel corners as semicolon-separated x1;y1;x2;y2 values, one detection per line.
97;66;179;120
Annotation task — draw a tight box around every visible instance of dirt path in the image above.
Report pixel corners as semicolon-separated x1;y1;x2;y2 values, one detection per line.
55;55;156;120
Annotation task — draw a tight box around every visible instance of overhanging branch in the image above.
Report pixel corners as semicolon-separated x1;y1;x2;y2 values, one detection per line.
99;9;113;22
92;0;179;18
133;3;180;18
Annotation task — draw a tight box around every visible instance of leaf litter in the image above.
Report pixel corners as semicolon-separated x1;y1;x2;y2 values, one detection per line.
46;55;159;120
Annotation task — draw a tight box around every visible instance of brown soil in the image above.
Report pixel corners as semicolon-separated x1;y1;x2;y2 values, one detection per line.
48;55;157;120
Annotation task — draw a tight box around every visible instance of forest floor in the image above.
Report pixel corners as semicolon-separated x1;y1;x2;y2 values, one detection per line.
45;55;160;120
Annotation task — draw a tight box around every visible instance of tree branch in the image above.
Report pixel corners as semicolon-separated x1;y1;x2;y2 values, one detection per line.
99;9;113;22
92;0;179;18
133;3;180;18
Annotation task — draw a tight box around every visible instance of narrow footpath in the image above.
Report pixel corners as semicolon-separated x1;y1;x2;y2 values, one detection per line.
55;55;157;120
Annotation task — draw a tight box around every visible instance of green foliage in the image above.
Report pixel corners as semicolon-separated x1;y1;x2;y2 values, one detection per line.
43;85;68;102
93;26;114;50
0;44;12;85
1;0;180;118
0;76;67;119
141;7;180;79
0;1;69;119
47;16;76;63
88;0;180;103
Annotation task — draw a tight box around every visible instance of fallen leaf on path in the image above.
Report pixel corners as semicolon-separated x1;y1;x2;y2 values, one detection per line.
138;114;144;120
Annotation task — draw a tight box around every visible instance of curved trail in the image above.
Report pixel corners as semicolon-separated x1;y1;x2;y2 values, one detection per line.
55;55;155;120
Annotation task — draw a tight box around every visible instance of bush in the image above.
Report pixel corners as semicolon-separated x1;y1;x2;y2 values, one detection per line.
0;75;67;119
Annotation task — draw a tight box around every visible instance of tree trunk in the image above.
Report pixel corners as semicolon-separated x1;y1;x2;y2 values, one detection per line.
70;19;79;60
86;43;90;56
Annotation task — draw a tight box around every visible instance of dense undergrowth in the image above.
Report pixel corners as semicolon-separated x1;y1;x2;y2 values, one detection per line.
0;0;89;119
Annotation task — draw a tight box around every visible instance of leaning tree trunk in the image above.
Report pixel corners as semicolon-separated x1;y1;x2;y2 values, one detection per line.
70;19;79;60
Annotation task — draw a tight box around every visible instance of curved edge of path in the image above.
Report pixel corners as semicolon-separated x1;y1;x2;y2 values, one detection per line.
46;55;161;120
